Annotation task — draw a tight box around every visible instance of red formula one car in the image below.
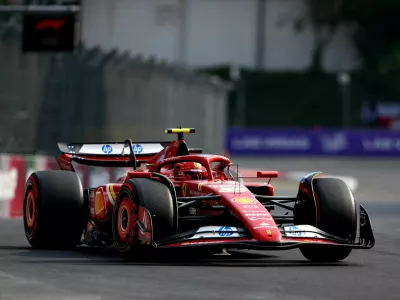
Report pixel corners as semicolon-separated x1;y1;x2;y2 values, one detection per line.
23;128;375;262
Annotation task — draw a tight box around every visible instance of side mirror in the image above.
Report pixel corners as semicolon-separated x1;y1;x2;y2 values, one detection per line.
257;171;279;178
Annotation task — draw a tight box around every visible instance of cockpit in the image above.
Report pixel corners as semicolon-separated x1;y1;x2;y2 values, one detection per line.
160;158;243;182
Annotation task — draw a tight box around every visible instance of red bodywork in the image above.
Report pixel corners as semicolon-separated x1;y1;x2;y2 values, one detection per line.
55;135;374;251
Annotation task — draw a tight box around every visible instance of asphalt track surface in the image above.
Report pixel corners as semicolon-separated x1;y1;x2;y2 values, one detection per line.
0;158;399;300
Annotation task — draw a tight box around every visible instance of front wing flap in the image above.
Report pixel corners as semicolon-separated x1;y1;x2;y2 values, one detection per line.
154;205;375;250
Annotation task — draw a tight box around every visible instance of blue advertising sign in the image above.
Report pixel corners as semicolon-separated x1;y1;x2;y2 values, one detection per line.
226;128;400;156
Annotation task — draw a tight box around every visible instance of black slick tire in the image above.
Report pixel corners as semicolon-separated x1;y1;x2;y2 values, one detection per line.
23;170;85;249
294;177;357;262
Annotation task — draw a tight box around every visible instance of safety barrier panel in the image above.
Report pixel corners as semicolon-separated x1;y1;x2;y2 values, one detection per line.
0;155;116;218
226;128;400;157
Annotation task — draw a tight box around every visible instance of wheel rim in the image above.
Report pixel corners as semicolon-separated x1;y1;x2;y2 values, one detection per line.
25;190;37;236
115;196;137;249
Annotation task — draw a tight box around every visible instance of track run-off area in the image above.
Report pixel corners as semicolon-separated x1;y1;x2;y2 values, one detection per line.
0;158;399;300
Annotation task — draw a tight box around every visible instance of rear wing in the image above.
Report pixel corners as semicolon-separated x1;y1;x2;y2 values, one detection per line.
56;139;171;171
57;141;170;157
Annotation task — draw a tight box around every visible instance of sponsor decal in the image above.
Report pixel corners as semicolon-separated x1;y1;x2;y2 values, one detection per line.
245;213;270;217
182;183;187;197
218;226;233;237
211;184;236;188
226;128;400;157
189;207;197;215
254;222;272;230
219;187;240;193
319;133;348;153
242;204;259;209
132;144;143;154
233;197;256;204
284;225;326;239
188;226;243;239
286;225;302;236
101;144;113;154
189;190;208;196
249;216;272;221
259;222;271;227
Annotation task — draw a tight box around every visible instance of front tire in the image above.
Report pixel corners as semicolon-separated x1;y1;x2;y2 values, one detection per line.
294;177;357;262
23;170;85;249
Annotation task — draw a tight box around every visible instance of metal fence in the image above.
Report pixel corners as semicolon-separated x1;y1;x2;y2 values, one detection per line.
0;25;231;156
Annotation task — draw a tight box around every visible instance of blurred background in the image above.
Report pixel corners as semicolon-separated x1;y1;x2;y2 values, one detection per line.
1;0;400;216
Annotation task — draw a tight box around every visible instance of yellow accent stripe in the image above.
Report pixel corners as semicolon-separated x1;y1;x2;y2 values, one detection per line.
109;184;117;200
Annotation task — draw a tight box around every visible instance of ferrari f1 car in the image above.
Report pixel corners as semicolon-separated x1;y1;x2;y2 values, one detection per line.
23;128;375;262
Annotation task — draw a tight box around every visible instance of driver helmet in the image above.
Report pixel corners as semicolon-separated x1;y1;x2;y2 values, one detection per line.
174;162;208;180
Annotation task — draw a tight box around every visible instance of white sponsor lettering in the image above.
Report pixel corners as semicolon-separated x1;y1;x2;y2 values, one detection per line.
254;222;273;229
219;187;249;193
259;222;271;227
249;217;272;221
207;184;236;188
242;205;259;209
245;213;269;216
319;133;348;152
219;187;238;193
231;136;311;150
362;138;400;152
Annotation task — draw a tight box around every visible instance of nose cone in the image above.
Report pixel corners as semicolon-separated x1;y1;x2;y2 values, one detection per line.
205;183;282;242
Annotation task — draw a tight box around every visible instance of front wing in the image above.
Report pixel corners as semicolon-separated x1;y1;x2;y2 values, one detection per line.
152;205;375;251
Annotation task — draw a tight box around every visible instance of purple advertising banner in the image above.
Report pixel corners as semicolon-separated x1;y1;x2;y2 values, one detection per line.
226;128;400;156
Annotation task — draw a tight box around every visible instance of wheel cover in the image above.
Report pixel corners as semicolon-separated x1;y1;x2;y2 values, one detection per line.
115;196;138;252
26;191;36;227
24;185;38;240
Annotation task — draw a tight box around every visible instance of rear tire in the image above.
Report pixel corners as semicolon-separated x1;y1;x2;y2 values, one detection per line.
23;170;85;249
112;178;177;257
294;177;357;262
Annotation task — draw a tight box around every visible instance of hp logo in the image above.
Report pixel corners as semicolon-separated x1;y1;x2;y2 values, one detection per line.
132;144;143;154
218;226;233;237
102;144;113;154
288;226;302;236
